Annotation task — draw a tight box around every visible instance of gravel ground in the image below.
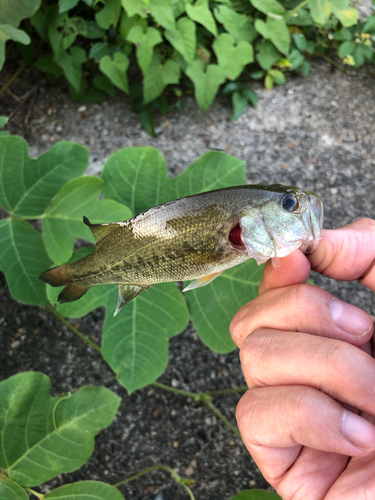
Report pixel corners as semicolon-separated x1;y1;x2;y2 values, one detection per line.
0;59;374;500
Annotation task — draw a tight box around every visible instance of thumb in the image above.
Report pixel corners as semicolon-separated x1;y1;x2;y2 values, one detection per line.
308;218;375;292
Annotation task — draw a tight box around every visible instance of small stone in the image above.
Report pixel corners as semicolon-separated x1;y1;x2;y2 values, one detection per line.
11;340;20;349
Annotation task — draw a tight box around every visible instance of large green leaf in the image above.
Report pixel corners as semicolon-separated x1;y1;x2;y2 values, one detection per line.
55;47;87;94
101;148;246;214
0;25;30;70
0;0;41;27
255;17;290;55
99;52;130;93
121;0;150;18
0;219;51;305
102;283;189;393
48;11;86;59
256;40;282;70
230;490;282;500
309;0;358;27
0;372;120;487
0;478;28;500
42;176;132;265
149;0;176;31
95;0;121;29
165;17;196;64
45;481;124;500
186;0;217;36
186;60;226;111
249;0;284;17
214;5;257;43
185;260;264;353
0;135;88;218
213;33;254;80
143;53;180;104
127;25;162;75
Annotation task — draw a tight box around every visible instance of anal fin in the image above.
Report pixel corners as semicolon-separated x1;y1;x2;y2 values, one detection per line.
114;284;151;316
182;271;223;292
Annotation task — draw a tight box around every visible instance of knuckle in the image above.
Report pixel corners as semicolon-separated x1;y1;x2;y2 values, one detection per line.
240;329;273;386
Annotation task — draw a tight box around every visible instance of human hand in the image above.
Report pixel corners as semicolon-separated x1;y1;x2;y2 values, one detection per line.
230;218;375;499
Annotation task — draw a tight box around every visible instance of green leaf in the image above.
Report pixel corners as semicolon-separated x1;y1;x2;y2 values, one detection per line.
89;42;113;60
127;25;163;75
0;0;41;27
309;0;358;27
0;24;30;70
186;0;217;37
186;60;225;111
214;5;257;43
230;489;282;500
256;40;282;71
59;0;79;13
93;73;116;96
45;481;125;500
150;0;176;31
293;33;307;52
242;87;258;107
102;284;189;393
0;135;88;217
55;46;87;93
102;147;245;214
255;16;290;55
143;53;180;104
0;372;120;487
99;52;130;93
213;33;253;80
165;17;196;64
231;91;248;121
185;260;264;353
0;219;51;305
0;478;28;500
42;176;132;265
288;49;304;69
268;69;286;84
249;0;284;17
95;0;121;29
48;11;86;58
34;53;64;82
0;116;8;128
338;40;355;57
121;0;150;18
265;73;274;89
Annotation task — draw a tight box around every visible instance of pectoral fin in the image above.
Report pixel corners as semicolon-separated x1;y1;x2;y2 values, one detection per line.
114;284;151;316
182;271;223;292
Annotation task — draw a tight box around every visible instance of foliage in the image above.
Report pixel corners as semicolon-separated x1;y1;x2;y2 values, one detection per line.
0;371;121;499
230;490;282;499
0;129;280;499
1;0;374;130
0;132;264;392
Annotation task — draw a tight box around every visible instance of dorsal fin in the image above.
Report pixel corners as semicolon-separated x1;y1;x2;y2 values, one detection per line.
83;216;120;244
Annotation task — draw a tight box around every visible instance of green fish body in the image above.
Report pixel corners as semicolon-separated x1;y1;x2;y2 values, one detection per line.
40;184;323;315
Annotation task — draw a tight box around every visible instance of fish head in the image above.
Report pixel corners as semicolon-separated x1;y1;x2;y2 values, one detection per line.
236;185;323;264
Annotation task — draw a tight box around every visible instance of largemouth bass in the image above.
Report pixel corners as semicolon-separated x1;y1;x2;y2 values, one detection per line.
40;184;323;315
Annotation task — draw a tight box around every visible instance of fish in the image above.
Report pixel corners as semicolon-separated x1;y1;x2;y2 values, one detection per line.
40;184;323;315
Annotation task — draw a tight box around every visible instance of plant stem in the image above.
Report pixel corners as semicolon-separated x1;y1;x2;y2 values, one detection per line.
45;302;102;353
206;386;248;396
152;381;198;399
152;382;242;440
288;0;310;16
113;464;195;500
0;61;27;97
26;488;44;499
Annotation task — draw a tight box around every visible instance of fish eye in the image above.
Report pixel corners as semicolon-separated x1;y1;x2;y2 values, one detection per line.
282;194;299;212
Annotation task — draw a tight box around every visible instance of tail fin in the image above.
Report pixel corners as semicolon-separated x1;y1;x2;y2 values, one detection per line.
39;265;90;303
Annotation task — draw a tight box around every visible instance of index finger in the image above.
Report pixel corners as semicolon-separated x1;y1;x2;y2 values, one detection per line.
260;218;375;294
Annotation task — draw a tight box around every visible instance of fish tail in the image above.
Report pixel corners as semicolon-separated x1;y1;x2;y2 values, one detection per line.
39;265;90;303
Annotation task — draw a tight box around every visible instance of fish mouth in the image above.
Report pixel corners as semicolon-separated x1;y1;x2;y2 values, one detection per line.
300;194;324;254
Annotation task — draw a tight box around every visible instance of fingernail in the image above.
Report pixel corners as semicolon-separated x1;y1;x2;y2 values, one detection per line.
330;298;373;337
271;257;282;269
342;410;375;451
